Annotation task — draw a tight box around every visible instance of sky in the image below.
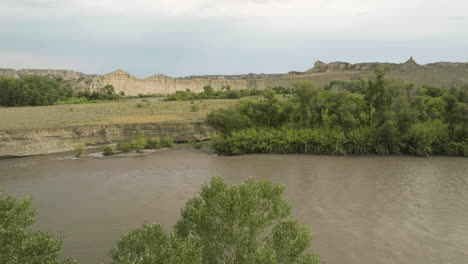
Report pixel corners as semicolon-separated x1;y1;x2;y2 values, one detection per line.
1;0;468;77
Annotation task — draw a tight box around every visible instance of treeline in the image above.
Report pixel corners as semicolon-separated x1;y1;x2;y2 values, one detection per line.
208;68;468;156
0;75;75;107
164;85;262;101
0;75;124;107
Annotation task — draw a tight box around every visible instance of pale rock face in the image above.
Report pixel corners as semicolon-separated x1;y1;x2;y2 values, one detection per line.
0;122;213;157
3;58;468;96
0;68;96;80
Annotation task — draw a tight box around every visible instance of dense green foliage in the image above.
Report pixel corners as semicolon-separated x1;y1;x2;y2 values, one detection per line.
0;76;74;107
0;189;76;264
110;223;202;264
103;145;116;156
111;176;322;264
72;143;86;158
114;132;175;154
208;69;467;156
0;75;127;107
164;85;262;101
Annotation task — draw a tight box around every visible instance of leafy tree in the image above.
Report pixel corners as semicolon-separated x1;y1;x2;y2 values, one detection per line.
110;223;201;264
207;71;466;156
207;106;253;133
110;177;322;264
0;189;76;264
175;176;322;264
203;85;214;95
105;85;116;95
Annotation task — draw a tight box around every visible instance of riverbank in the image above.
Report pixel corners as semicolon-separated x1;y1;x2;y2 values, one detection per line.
0;99;235;157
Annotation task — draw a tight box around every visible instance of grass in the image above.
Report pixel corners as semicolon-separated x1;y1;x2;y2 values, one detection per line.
0;99;237;131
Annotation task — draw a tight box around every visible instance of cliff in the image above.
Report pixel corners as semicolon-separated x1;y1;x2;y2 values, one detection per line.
0;68;97;80
3;58;468;96
0;121;212;157
71;58;468;96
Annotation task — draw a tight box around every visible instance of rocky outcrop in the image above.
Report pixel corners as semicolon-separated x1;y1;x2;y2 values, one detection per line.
0;68;97;80
3;58;468;96
0;121;212;157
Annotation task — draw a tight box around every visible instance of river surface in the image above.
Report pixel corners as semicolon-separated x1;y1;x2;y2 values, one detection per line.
0;147;467;264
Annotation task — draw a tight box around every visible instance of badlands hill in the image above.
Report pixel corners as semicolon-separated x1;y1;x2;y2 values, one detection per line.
3;58;468;96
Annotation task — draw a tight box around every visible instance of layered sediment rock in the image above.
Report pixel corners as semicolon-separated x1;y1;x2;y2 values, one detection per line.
0;68;96;80
3;58;468;96
0;121;212;157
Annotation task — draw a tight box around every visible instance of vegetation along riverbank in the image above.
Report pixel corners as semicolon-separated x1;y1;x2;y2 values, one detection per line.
208;69;467;156
1;68;466;157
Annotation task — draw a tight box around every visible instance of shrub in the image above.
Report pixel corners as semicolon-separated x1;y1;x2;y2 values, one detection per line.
146;137;161;149
131;132;148;152
72;143;86;157
136;103;145;108
207;106;252;133
103;145;116;156
160;136;175;148
190;141;205;150
227;90;241;99
117;142;134;152
191;105;200;112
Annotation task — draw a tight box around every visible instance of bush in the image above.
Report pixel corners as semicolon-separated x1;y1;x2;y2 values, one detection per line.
405;120;449;156
72;143;86;157
207;106;252;133
136;102;145;108
146;137;161;149
190;141;205;150
191;105;200;112
131;132;148;152
227;90;241;99
103;145;116;156
117;142;134;152
160;136;175;148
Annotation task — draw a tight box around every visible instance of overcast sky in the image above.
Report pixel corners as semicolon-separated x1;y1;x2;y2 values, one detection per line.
1;0;468;77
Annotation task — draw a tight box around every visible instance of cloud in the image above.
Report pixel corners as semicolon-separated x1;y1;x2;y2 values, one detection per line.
1;0;467;75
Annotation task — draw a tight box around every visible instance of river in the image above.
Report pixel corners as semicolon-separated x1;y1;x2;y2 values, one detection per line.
0;146;467;264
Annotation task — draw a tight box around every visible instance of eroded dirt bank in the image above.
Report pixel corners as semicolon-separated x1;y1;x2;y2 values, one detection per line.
0;121;211;157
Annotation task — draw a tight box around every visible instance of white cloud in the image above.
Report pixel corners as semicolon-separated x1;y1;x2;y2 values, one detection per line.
1;0;467;75
1;0;467;40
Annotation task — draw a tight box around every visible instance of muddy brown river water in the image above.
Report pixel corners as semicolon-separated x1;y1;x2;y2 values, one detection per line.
0;146;467;264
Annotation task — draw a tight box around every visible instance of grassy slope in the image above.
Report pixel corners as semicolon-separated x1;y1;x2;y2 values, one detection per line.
0;99;236;131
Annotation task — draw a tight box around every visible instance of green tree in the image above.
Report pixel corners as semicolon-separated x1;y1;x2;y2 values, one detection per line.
110;177;322;264
203;85;214;95
0;189;76;264
105;85;116;95
175;176;322;264
110;223;201;264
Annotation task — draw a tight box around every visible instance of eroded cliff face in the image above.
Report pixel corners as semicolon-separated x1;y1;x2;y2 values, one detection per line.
0;68;96;80
3;58;468;97
0;122;212;157
71;69;364;95
69;58;468;96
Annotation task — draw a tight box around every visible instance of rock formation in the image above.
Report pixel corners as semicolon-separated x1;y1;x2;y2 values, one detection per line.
0;68;97;80
3;58;468;96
